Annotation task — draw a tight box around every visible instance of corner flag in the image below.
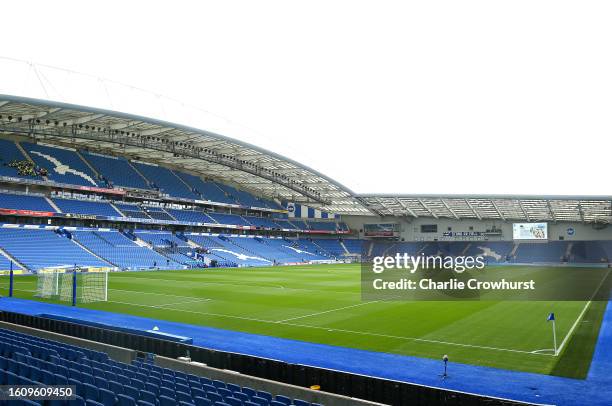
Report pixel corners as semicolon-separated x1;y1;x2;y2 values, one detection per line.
547;312;557;355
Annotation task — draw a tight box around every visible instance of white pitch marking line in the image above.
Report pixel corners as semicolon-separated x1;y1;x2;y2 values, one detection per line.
276;300;380;323
114;276;324;294
531;348;555;354
554;268;611;356
155;298;211;308
107;300;276;324
110;288;211;300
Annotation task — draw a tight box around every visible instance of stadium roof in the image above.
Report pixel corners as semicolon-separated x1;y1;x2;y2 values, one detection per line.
0;94;369;214
1;94;610;223
357;194;612;223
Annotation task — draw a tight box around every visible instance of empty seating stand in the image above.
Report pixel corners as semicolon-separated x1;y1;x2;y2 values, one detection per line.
53;198;122;217
81;151;150;190
22;142;99;187
207;213;251;227
73;230;177;270
142;206;176;222
0;328;324;406
113;203;151;220
0;192;56;212
342;239;363;255
0;228;108;271
131;162;199;200
174;173;236;205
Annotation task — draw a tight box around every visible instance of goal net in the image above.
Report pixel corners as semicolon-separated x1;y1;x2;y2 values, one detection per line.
36;270;108;304
35;271;60;298
79;271;108;303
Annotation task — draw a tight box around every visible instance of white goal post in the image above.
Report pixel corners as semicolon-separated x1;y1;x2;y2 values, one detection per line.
36;268;108;304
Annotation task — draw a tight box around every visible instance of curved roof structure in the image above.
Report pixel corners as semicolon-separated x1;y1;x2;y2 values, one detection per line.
357;194;612;224
0;94;369;214
0;94;610;223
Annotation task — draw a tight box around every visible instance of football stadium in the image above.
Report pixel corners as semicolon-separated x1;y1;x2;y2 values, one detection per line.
0;3;611;405
0;93;609;406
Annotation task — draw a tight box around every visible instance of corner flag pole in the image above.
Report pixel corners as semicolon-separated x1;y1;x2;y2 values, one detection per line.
548;312;557;355
552;319;557;355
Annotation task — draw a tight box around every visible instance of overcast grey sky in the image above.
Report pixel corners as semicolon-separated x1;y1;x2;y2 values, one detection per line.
1;1;610;195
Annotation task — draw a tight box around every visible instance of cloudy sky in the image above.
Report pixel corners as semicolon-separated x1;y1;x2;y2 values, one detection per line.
1;1;610;195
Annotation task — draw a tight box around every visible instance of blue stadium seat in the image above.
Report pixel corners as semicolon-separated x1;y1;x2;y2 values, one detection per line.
225;398;243;406
206;393;223;403
274;395;292;405
194;397;212;406
191;387;206;399
256;390;273;402
160;387;175;398
124;386;140;401
250;396;269;406
117;394;137;406
159;395;176;406
217;388;232;398
145;382;160;394
83;382;99;401
225;383;241;393
108;380;125;395
139;390;157;405
98;388;117;406
131;378;145;390
232;392;250;403
176;391;192;403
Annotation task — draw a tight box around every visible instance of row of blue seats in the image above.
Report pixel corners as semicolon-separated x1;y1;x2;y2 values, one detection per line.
0;191;343;232
0;328;323;406
0;329;108;363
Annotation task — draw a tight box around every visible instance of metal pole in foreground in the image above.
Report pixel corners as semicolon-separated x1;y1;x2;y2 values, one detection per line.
72;265;77;307
442;354;449;379
9;261;14;297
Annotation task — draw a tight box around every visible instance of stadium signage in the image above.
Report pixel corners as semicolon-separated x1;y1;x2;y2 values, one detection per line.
0;208;54;217
63;213;98;220
0;175;125;196
442;231;485;237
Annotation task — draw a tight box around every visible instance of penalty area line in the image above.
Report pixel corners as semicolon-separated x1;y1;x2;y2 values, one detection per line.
276;300;380;323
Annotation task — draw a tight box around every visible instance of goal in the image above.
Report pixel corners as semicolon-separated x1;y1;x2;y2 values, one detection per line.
36;269;108;304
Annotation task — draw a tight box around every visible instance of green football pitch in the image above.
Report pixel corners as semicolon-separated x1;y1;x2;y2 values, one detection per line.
1;263;608;378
